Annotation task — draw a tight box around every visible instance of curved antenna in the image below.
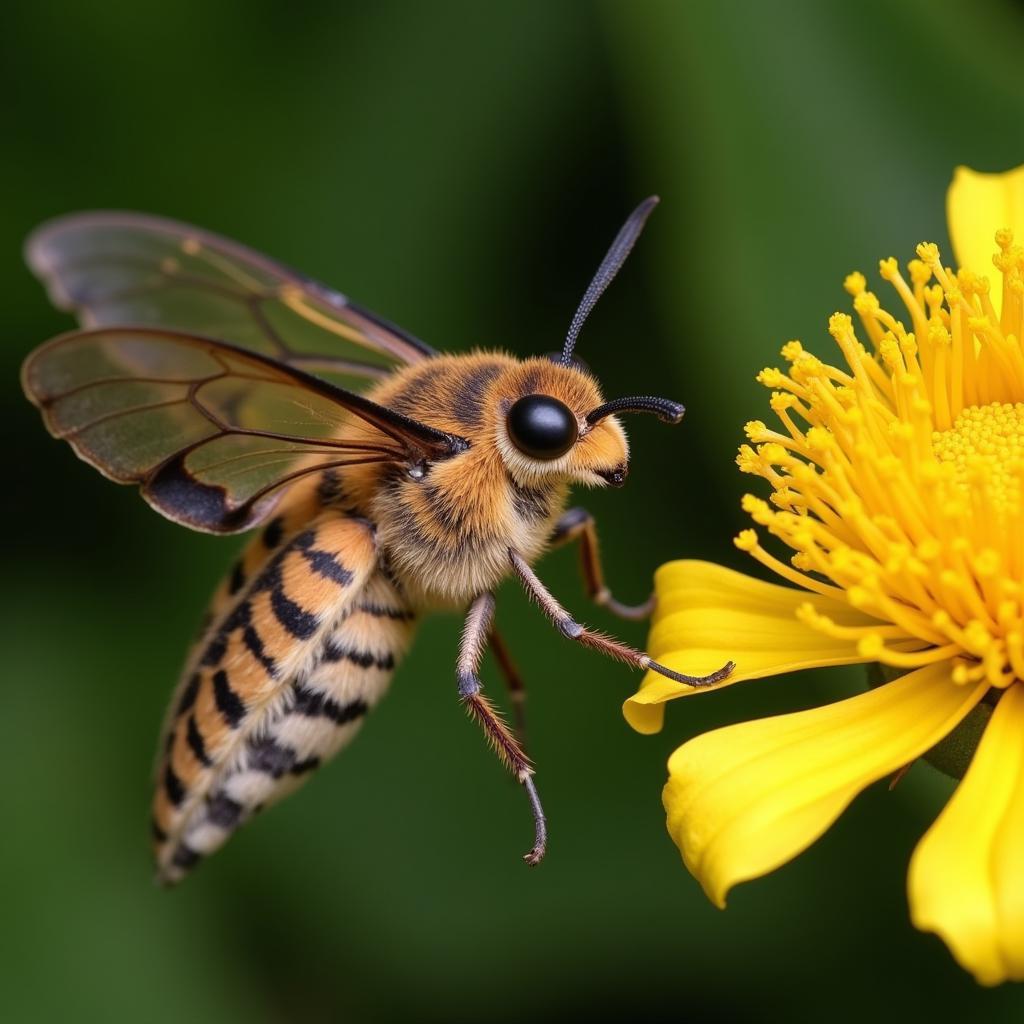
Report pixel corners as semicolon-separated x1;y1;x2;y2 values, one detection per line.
560;195;660;366
586;395;684;426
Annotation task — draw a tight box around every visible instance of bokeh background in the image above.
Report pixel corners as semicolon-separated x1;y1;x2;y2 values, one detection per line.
4;1;1024;1020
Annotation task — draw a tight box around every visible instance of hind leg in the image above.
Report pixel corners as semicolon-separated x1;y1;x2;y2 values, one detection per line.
458;593;547;866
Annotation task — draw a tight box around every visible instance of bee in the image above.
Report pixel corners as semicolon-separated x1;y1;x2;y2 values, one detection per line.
21;197;732;884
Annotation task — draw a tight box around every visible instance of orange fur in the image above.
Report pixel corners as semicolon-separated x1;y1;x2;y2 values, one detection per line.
334;353;628;607
154;351;633;875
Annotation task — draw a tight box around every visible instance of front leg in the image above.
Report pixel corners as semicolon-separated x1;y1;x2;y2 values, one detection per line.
510;549;733;688
549;507;654;621
458;593;547;866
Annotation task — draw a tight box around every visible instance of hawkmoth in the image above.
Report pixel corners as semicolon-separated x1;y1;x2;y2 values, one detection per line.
21;197;732;883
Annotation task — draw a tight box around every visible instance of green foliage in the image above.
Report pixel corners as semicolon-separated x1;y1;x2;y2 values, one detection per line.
5;1;1024;1020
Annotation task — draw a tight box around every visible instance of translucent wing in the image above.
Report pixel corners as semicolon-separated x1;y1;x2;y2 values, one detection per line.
22;327;467;533
25;211;436;390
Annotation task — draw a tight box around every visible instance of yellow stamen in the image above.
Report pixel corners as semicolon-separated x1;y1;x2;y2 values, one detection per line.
736;232;1024;690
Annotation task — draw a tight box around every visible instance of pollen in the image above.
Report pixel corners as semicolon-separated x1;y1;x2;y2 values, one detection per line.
738;230;1024;691
932;404;1024;517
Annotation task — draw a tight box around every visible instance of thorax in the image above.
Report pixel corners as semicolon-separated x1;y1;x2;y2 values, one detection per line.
369;459;568;608
288;351;593;608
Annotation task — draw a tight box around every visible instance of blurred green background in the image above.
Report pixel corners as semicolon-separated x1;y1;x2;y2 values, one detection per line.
5;1;1024;1020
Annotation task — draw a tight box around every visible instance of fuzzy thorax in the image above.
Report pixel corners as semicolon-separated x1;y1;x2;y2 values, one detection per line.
339;352;629;607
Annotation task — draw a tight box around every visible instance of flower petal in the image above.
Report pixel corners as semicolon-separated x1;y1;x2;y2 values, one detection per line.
624;561;885;734
908;684;1024;986
947;164;1024;311
663;662;986;907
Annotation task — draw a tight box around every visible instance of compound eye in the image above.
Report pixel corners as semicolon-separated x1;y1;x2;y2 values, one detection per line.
506;394;579;460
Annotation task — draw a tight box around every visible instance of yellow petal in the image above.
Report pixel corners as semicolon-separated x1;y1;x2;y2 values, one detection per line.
947;164;1024;311
909;684;1024;986
664;662;986;908
624;561;886;734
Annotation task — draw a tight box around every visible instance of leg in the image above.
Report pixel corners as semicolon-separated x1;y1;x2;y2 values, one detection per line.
510;549;733;688
489;626;529;746
549;507;654;620
459;593;547;866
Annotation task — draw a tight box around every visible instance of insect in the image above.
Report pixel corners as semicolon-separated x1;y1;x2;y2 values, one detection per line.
22;197;732;884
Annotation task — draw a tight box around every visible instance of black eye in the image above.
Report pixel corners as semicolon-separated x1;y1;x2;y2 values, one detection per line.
506;394;579;460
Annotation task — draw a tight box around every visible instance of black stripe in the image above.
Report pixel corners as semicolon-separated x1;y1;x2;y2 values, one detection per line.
262;516;285;549
295;530;354;585
177;673;201;714
201;633;227;667
387;364;447;414
321;637;394;671
247;544;320;639
453;362;503;428
291;755;321;775
357;602;415;621
519;367;543;394
242;624;277;676
505;470;555;522
164;763;185;806
212;669;246;727
248;737;296;778
292;682;369;725
270;583;318;639
228;561;247;595
200;599;253;667
151;818;168;844
423;482;469;534
377;555;406;593
317;468;343;506
206;792;243;829
225;599;252;630
186;714;212;768
513;488;550;522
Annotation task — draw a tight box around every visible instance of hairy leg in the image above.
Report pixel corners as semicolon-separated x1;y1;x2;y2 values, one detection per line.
458;593;547;865
510;549;733;688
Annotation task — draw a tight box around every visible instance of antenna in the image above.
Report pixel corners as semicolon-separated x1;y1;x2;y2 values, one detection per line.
586;395;684;426
560;195;660;366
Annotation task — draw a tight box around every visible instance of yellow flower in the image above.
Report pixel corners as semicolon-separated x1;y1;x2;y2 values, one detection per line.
626;164;1024;986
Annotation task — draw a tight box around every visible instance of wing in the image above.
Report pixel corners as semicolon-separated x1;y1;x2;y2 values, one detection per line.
22;327;468;534
25;210;436;390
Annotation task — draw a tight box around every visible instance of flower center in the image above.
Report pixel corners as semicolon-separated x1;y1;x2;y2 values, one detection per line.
734;230;1024;691
932;403;1024;517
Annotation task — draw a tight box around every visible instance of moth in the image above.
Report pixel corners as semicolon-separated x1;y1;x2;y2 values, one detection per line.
22;197;732;884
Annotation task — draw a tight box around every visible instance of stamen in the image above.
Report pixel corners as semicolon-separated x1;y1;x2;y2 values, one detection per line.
856;635;961;668
736;231;1024;689
734;530;844;599
795;603;911;641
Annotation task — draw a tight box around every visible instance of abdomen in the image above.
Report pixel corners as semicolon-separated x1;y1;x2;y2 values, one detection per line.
152;504;415;883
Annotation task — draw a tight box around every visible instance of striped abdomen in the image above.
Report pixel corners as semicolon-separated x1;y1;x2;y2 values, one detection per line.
152;510;414;883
